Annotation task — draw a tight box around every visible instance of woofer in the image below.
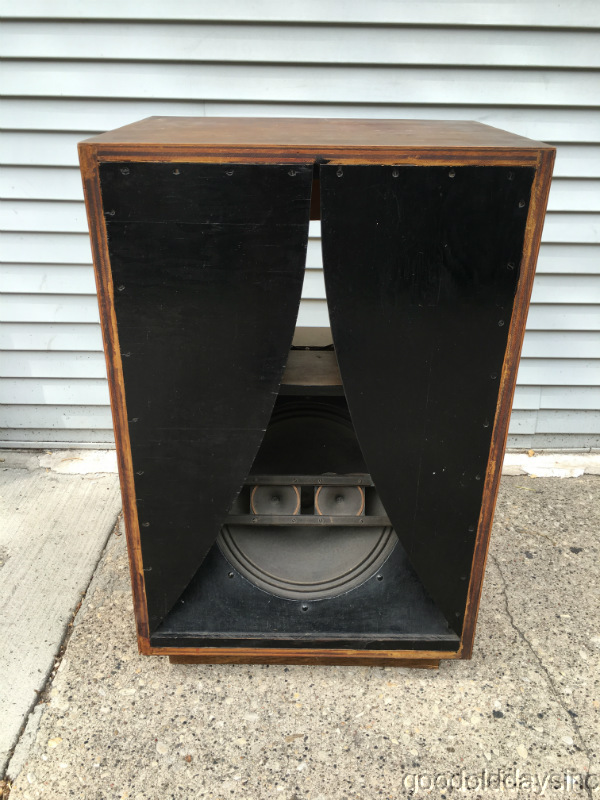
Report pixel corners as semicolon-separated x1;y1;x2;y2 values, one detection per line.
217;523;397;600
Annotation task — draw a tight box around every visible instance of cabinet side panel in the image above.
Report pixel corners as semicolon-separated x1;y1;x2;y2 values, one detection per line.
79;144;151;649
99;162;312;632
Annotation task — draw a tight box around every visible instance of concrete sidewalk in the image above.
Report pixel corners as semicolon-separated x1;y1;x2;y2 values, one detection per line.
0;451;121;777
1;454;599;799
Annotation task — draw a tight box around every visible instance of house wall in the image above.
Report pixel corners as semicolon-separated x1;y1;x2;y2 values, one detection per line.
1;1;599;448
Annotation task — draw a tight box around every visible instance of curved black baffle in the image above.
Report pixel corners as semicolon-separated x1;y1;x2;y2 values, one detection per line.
100;162;313;632
320;164;534;634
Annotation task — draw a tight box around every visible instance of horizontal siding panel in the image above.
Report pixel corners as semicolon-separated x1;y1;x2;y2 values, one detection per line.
0;131;87;167
535;409;600;434
0;323;103;350
0;233;92;263
540;386;600;410
0;264;96;295
504;409;600;436
541;214;600;245
512;386;541;410
3;22;600;68
547;180;600;214
526;305;600;331
0;377;110;405
530;274;600;304
508;433;600;449
517;358;600;385
0;167;83;201
536;244;600;274
2;132;595;178
0;428;115;444
2;62;598;108
1;351;107;378
297;300;328;328
0;404;113;429
1;294;100;324
513;385;600;410
521;331;600;359
4;100;599;143
508;410;537;434
0;200;89;233
2;0;599;28
552;146;600;180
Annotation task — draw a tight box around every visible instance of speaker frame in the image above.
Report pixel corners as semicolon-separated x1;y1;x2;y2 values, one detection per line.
79;117;554;668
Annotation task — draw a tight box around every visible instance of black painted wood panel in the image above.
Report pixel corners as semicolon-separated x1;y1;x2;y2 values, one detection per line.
151;541;459;650
100;162;313;632
320;165;534;633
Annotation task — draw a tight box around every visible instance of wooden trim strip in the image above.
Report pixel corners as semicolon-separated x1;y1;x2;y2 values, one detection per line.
89;144;546;167
460;147;556;660
78;143;152;654
154;645;459;667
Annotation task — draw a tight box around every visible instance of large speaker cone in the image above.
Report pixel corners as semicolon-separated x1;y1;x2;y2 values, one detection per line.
217;399;398;600
218;523;396;600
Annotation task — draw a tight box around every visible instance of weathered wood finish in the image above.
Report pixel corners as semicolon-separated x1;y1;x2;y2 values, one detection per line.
79;117;554;667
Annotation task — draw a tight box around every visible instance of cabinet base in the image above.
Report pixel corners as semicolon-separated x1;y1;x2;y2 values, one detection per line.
167;653;446;668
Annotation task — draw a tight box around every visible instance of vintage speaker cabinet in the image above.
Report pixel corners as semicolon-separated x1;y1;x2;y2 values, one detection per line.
79;118;554;668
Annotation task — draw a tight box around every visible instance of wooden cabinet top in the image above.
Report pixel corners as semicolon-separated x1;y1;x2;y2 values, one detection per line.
80;117;553;164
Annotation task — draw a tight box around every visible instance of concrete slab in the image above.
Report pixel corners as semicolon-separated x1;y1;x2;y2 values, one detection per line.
4;475;600;799
0;456;121;775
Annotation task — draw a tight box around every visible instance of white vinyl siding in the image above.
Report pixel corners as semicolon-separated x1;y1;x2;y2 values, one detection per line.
1;2;599;449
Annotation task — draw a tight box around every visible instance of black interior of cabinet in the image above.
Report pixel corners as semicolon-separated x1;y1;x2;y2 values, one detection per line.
100;162;313;632
102;159;533;648
320;165;534;635
150;537;459;650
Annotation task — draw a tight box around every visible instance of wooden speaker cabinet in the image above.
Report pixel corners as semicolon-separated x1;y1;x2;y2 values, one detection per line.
79;118;554;669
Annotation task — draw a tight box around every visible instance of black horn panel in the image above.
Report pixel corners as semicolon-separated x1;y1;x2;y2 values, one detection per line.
100;162;313;631
320;164;534;633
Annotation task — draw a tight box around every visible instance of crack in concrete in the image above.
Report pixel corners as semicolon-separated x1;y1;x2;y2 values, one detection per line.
491;553;594;799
